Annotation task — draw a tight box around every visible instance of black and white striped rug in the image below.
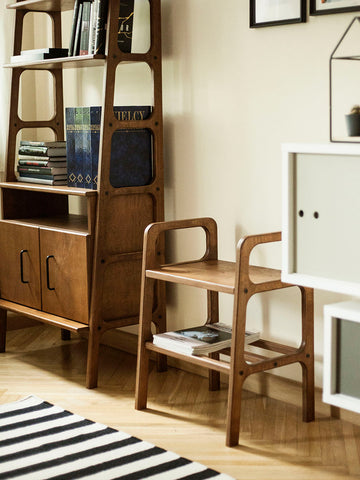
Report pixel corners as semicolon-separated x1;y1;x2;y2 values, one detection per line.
0;395;235;480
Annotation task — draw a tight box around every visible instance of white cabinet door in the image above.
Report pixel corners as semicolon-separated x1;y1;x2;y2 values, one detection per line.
282;143;360;295
295;152;360;283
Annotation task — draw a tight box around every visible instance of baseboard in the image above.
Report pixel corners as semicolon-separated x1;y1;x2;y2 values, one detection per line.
101;328;360;427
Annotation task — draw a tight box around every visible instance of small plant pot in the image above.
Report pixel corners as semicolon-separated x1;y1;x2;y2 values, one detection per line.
345;114;360;136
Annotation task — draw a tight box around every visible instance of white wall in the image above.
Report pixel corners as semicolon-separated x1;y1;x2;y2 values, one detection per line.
1;1;359;387
160;1;359;386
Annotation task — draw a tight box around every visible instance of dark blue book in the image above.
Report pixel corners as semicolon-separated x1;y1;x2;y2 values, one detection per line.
65;107;76;187
90;106;101;189
82;106;92;188
74;107;85;187
110;105;152;187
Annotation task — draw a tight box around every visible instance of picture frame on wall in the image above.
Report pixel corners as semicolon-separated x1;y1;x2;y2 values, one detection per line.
250;0;306;28
310;0;360;15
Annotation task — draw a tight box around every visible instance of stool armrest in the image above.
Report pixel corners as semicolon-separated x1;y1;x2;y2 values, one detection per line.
142;217;218;270
237;231;282;282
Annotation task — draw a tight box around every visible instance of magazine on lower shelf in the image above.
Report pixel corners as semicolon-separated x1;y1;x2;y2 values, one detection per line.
152;322;260;355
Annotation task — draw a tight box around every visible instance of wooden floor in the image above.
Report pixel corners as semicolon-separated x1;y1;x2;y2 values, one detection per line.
1;324;360;480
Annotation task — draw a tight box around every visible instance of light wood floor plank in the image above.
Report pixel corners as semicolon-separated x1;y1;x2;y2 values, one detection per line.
1;324;360;479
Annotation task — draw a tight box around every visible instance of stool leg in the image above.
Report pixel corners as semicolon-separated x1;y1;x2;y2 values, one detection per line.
226;294;248;447
135;277;155;410
208;290;220;390
300;286;315;422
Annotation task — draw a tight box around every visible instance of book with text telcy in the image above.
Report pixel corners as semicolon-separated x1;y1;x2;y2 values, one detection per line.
152;322;260;355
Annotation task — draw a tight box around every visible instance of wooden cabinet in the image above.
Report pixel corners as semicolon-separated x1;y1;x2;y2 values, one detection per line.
0;221;90;322
0;222;41;309
0;0;165;388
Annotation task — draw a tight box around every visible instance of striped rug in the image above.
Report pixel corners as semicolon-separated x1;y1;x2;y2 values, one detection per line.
0;396;235;480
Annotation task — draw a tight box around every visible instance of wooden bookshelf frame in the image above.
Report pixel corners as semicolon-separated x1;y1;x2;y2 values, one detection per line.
1;0;165;388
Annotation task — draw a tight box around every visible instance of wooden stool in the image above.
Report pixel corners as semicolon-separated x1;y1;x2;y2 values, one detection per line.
135;217;315;447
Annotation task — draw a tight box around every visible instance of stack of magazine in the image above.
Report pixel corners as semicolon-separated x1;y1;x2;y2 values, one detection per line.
152;322;260;356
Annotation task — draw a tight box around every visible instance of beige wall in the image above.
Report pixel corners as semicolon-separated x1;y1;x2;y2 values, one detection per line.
1;2;359;387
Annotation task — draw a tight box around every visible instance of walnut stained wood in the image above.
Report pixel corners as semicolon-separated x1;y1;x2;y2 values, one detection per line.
135;217;315;447
0;0;165;388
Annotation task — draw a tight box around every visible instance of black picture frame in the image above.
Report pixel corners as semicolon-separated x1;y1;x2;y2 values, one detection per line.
250;0;306;28
310;0;360;15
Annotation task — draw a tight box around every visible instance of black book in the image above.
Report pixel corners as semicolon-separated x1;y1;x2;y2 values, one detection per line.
94;0;109;55
118;0;135;53
17;165;67;176
69;0;81;56
73;1;84;56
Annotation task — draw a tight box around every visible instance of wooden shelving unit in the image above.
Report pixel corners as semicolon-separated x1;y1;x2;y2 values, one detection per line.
135;218;315;447
0;0;165;388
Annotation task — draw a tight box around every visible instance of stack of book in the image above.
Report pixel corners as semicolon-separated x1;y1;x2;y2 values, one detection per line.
17;141;67;186
10;48;69;64
152;322;260;356
65;105;152;189
68;0;135;57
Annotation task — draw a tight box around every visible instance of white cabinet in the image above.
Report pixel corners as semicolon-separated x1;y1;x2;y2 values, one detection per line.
323;301;360;414
282;143;360;296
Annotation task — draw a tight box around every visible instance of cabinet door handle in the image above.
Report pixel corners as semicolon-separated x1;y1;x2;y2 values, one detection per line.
20;249;29;284
46;255;55;291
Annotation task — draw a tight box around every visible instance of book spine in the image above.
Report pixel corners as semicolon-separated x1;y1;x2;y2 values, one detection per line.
69;0;81;56
18;145;49;156
18;176;66;186
118;0;135;53
79;1;91;55
66;107;76;187
73;2;84;56
82;106;92;188
88;0;99;54
94;0;109;55
90;106;101;189
17;166;66;175
74;107;85;188
18;160;49;166
18;172;66;180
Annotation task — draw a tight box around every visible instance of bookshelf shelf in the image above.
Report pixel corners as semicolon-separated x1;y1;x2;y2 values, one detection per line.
0;181;96;196
7;0;74;12
0;0;165;388
4;55;107;70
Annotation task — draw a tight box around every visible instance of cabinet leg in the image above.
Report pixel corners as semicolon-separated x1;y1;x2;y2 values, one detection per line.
86;327;101;389
61;329;71;341
0;309;7;352
300;286;315;423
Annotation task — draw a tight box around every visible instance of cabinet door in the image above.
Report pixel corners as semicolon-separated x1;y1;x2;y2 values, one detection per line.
0;222;41;309
295;153;360;284
40;229;90;324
